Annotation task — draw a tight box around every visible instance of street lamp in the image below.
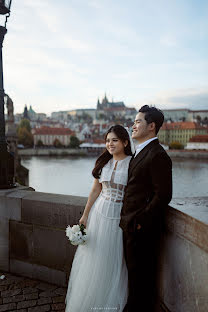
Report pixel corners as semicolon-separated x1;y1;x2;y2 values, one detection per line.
0;0;15;189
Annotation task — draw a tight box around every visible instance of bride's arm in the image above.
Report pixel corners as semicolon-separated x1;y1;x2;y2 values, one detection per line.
79;178;102;227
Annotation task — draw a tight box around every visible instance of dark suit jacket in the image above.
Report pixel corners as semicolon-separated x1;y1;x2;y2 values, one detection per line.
120;139;172;234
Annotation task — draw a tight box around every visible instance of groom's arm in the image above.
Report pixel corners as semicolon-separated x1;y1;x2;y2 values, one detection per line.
136;151;172;231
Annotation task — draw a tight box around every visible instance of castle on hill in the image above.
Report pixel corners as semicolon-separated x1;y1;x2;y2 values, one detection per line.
96;94;125;110
95;94;136;123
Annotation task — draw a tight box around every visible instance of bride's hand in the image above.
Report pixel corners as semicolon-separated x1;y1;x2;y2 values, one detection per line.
79;214;88;227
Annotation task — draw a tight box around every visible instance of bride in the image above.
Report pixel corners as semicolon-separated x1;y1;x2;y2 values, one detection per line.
65;125;133;312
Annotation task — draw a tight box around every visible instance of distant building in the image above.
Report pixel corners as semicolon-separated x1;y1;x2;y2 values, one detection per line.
51;109;96;123
21;105;47;123
162;108;208;123
97;94;125;110
158;122;208;146
96;94;136;122
68;109;96;119
33;127;74;146
185;135;208;150
162;109;189;122
189;110;208;123
51;111;70;122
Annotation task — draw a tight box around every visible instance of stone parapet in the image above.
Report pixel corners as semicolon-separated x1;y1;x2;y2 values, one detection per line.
158;197;208;312
0;187;207;311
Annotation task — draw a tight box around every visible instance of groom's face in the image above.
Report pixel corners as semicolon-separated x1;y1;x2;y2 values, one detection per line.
132;112;152;142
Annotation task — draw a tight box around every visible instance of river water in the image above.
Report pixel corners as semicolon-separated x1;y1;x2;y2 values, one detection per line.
21;156;208;199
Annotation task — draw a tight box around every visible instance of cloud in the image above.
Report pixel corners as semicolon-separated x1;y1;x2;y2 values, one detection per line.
145;88;208;110
160;35;178;47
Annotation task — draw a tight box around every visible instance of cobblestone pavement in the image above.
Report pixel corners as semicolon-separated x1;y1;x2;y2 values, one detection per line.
0;272;67;312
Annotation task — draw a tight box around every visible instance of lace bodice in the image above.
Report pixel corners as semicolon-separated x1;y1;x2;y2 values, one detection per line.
99;156;131;203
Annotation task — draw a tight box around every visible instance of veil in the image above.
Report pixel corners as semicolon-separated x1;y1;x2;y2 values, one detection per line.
124;127;135;154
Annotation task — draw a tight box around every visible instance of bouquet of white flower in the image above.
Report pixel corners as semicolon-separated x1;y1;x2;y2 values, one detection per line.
66;224;87;246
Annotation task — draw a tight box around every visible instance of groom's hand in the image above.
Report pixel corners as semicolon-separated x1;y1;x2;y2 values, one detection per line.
137;224;141;230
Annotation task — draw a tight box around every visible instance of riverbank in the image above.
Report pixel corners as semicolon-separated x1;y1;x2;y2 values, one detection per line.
18;148;208;159
167;149;208;159
18;148;88;157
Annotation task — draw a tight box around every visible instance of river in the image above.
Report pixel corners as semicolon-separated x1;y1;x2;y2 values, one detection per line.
21;156;208;198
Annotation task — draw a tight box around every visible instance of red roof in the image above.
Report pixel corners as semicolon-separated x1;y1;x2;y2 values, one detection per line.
161;122;205;130
189;135;208;142
34;127;74;135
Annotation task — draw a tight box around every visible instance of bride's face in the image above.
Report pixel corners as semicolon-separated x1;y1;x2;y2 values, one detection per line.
105;132;127;156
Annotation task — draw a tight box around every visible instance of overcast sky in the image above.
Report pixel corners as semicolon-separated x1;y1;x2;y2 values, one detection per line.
2;0;208;115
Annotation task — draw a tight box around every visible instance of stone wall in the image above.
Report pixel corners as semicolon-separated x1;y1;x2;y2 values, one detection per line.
0;187;208;311
0;186;87;287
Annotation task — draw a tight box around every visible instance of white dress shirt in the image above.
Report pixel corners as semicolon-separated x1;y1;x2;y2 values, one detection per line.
134;137;158;158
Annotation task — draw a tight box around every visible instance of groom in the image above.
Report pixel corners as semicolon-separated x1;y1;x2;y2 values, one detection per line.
120;105;172;312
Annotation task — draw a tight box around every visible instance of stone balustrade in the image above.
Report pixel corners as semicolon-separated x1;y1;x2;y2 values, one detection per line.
0;186;207;311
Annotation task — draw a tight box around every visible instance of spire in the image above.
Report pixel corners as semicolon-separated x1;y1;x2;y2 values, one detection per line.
104;93;108;102
102;93;108;106
97;98;101;110
23;105;29;120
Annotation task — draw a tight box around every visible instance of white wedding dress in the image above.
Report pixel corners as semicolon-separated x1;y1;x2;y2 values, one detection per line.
65;156;131;312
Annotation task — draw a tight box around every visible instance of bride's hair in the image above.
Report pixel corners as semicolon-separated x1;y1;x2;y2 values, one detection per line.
92;125;132;179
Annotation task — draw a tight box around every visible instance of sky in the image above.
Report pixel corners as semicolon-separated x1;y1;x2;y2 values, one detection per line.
1;0;208;116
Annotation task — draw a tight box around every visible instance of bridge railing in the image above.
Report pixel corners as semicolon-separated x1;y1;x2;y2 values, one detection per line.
0;187;207;312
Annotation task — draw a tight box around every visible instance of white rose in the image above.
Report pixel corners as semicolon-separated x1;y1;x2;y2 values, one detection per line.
72;225;80;233
65;225;71;236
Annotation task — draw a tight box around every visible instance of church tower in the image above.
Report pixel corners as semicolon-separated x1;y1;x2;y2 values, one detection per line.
23;105;29;120
101;94;109;108
97;98;101;110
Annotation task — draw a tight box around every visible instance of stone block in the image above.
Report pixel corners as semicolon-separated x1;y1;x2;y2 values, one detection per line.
10;221;33;260
22;288;38;295
0;187;32;221
51;303;65;310
24;292;39;300
33;225;71;271
37;297;52;305
21;191;86;228
17;300;37;309
0;302;16;311
0;218;9;271
28;305;50;312
3;294;24;304
10;260;67;287
1;288;22;297
52;296;65;303
0;196;21;221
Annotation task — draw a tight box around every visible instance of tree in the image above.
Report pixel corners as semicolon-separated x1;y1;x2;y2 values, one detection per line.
17;119;33;147
36;139;44;147
196;115;201;124
18;127;34;147
69;136;80;148
53;138;63;148
17;119;31;132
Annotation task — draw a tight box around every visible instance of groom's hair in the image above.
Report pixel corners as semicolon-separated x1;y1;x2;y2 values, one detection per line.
139;105;164;134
